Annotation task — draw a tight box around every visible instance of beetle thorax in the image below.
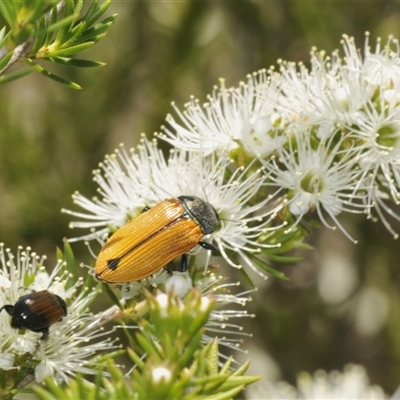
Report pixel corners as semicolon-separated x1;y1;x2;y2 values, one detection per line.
178;196;219;234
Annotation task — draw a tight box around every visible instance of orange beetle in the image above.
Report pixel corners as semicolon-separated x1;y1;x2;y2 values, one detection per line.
95;195;219;283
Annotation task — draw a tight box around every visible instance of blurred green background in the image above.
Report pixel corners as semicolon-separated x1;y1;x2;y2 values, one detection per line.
1;0;400;396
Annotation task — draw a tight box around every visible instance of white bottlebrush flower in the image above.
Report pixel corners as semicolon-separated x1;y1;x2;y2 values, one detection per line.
153;32;400;241
247;364;388;400
63;137;284;279
158;33;400;159
276;33;400;237
158;72;288;157
362;184;400;239
360;33;400;88
275;33;400;133
349;100;400;237
264;129;367;242
275;33;385;131
194;271;254;359
0;244;118;384
342;34;400;235
276;48;369;130
153;270;254;363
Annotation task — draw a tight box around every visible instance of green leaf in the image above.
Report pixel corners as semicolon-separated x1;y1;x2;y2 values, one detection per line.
74;14;116;44
178;331;204;368
83;272;97;295
31;14;47;54
0;50;13;71
54;0;77;44
62;238;77;284
35;376;65;399
39;68;82;89
83;0;101;23
56;246;63;261
250;256;289;280
73;0;85;15
101;282;124;309
219;375;261;391
88;370;104;400
84;0;112;28
69;379;82;399
202;385;245;400
47;56;105;67
43;3;59;48
0;67;35;84
204;339;219;376
219;357;233;375
43;12;79;36
230;360;250;377
25;58;82;89
26;2;57;25
60;20;87;47
266;253;303;263
299;242;314;250
0;3;17;28
304;217;321;229
42;41;95;58
127;347;145;370
0;26;11;49
196;374;231;392
136;331;163;360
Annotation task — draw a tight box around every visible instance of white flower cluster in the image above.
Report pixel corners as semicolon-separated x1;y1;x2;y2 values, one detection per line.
0;244;117;384
194;271;254;358
65;34;400;289
159;32;400;240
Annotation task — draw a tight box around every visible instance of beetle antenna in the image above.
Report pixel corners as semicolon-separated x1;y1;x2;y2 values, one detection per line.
147;181;174;201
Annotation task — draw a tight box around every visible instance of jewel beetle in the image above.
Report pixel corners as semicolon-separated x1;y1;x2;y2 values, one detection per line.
0;290;67;339
95;195;219;283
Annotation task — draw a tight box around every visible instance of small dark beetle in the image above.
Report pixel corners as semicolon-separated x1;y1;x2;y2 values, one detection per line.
0;290;67;339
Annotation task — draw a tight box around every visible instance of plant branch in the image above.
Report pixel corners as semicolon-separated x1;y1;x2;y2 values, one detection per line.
0;0;66;75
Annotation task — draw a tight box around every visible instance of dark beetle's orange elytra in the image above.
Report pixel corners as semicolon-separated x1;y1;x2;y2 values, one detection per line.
95;196;219;283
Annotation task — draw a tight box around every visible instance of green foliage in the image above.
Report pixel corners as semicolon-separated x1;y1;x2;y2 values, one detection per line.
33;290;260;400
0;356;36;400
0;0;116;88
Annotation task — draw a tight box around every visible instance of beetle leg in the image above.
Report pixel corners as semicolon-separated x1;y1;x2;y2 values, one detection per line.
180;254;188;272
40;328;50;340
165;263;175;274
166;255;188;273
0;305;14;316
